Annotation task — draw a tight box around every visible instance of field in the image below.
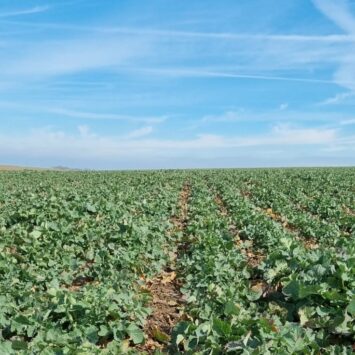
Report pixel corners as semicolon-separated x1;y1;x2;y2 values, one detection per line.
0;166;29;171
0;168;354;354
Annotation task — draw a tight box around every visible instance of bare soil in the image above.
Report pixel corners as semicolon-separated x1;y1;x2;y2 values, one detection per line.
138;183;191;353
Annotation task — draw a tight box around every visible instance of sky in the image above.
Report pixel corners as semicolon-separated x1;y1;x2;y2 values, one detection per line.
0;0;355;169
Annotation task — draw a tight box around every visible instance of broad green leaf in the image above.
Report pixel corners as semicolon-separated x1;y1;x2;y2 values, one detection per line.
126;324;144;344
212;318;231;337
152;328;170;343
224;301;239;316
346;298;355;316
11;340;28;351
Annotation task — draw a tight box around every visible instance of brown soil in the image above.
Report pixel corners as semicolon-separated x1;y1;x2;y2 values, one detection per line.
344;206;355;217
138;183;191;353
301;238;319;250
244;246;265;267
240;190;252;198
250;279;282;298
214;194;228;216
65;260;96;291
67;277;99;292
138;270;184;352
260;207;294;231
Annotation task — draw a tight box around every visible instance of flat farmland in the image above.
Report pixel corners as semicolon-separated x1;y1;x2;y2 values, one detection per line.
0;166;27;171
0;168;354;354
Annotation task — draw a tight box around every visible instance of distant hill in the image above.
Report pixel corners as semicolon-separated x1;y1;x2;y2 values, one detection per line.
52;166;73;171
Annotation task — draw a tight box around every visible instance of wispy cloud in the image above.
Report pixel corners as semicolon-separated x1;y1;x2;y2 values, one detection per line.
135;68;337;85
1;13;353;86
201;111;240;123
125;126;153;139
47;107;167;123
0;101;167;124
1;123;352;168
4;36;148;78
0;124;339;158
198;109;355;125
279;103;289;111
312;0;355;34
340;118;355;125
1;21;355;43
78;125;93;137
313;0;355;91
0;6;49;18
270;124;336;145
318;91;355;105
77;124;153;140
1;1;354;169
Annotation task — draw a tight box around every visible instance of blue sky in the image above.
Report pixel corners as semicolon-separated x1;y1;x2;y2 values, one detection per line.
0;0;354;169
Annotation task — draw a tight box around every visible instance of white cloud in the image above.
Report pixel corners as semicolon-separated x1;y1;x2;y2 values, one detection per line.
78;124;155;141
2;8;354;95
1;123;352;168
0;101;167;124
125;126;153;139
1;20;352;84
78;125;94;137
201;111;240;122
3;36;149;78
333;56;355;91
319;91;355;105
279;103;288;111
270;124;336;145
47;107;167;123
0;125;339;161
196;109;355;126
340;118;355;125
135;67;335;84
2;21;355;43
313;0;355;91
312;0;355;34
0;6;49;18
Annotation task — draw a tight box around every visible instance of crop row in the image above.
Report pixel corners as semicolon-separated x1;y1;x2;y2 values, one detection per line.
168;171;354;353
0;168;354;354
0;171;184;353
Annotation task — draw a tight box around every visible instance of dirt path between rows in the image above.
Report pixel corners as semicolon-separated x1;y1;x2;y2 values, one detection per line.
344;206;355;217
214;194;264;267
241;189;320;250
214;192;283;298
138;182;191;353
257;206;319;250
241;189;319;250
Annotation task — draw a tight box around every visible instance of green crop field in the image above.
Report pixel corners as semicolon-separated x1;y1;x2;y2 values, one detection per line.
0;168;354;354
